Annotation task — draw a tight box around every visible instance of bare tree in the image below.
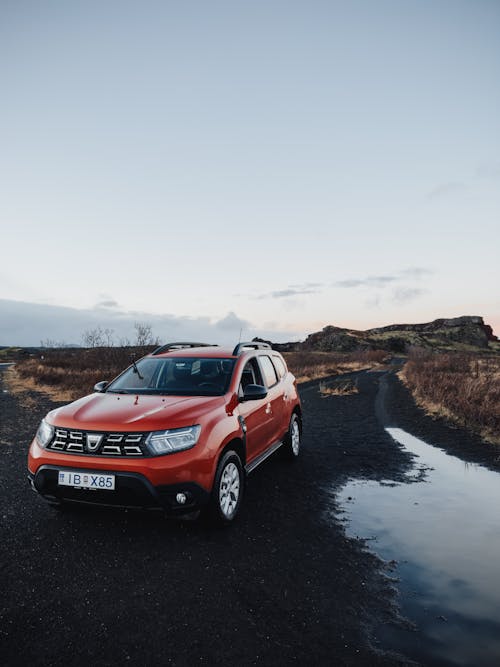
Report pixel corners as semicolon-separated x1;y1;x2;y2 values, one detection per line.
40;338;57;348
82;324;158;349
133;322;159;347
82;327;106;348
103;328;115;347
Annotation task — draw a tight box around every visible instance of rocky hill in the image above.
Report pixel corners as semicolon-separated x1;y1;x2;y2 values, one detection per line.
298;316;498;353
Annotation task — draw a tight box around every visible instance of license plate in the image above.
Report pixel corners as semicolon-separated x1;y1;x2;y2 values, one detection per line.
58;471;115;490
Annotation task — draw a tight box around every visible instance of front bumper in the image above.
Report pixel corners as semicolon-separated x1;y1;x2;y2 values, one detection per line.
29;465;209;513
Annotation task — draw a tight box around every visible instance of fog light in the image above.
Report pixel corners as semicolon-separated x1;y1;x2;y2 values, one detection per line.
176;493;187;505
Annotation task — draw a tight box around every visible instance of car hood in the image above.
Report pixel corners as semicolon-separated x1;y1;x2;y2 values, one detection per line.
46;392;227;432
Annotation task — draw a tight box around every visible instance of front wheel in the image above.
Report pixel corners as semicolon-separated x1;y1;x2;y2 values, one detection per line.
208;450;244;524
283;413;301;460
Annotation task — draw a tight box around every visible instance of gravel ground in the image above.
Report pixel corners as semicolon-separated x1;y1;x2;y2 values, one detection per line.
3;364;491;666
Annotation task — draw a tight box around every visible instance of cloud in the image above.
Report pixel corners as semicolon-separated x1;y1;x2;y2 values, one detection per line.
215;311;251;331
392;288;427;304
288;282;323;289
334;279;364;288
0;299;296;346
334;275;397;289
333;269;431;309
256;284;322;300
334;268;433;290
427;182;466;200
476;161;500;180
399;267;434;279
95;299;120;309
94;293;120;310
366;276;397;287
270;289;316;298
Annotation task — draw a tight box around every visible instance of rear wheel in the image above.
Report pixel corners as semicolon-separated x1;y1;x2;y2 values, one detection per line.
284;413;301;460
208;450;244;524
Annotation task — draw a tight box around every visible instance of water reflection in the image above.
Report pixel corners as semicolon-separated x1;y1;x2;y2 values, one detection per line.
338;427;500;666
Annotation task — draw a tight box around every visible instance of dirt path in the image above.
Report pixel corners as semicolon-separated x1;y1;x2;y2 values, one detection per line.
4;365;493;666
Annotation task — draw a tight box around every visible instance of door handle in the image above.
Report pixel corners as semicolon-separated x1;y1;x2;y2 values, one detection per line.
265;402;272;415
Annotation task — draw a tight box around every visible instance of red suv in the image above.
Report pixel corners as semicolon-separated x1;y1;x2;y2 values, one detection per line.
28;342;302;523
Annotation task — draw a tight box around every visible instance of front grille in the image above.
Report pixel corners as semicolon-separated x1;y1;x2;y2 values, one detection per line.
47;428;148;457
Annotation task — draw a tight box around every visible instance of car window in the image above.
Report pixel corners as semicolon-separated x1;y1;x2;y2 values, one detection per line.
107;358;161;390
238;359;264;397
259;355;279;388
272;355;287;379
106;357;235;396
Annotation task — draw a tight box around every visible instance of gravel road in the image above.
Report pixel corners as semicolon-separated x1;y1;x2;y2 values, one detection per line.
2;365;493;666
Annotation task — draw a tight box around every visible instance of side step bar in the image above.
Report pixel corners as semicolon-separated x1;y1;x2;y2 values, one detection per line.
245;440;284;474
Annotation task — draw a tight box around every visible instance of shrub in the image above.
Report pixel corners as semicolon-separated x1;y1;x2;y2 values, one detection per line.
14;346;157;399
402;349;500;444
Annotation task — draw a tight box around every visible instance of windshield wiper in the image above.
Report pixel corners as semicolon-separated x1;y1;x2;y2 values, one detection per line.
131;358;144;380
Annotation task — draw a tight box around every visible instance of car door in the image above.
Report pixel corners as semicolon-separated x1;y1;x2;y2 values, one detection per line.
236;357;275;463
271;353;292;437
257;354;286;446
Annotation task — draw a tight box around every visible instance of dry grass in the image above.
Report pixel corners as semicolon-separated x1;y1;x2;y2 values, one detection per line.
319;378;359;396
401;349;500;445
5;366;74;404
6;346;155;402
284;349;387;383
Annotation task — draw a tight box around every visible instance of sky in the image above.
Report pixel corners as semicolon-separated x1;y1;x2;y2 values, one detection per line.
1;0;499;346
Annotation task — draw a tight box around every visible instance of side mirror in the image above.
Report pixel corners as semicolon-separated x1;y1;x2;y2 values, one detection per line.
94;381;108;393
240;384;268;402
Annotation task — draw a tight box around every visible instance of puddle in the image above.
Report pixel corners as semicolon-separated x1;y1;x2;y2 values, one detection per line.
337;427;500;667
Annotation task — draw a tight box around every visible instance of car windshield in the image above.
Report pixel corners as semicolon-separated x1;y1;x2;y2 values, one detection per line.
106;357;235;396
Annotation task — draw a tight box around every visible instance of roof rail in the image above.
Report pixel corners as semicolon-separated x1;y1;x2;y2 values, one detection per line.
232;341;271;356
152;342;218;356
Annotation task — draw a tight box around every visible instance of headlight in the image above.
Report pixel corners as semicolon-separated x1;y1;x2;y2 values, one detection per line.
145;425;201;456
36;419;54;448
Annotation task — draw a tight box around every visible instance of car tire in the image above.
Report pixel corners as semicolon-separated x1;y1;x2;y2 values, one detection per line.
283;413;301;460
208;450;244;524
